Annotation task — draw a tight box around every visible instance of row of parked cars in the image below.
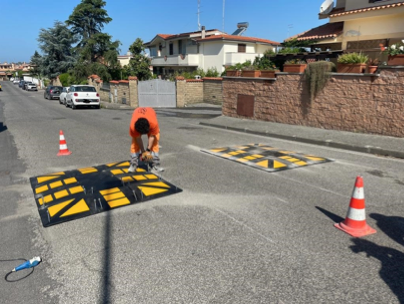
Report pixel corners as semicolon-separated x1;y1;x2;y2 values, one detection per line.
45;85;101;109
14;79;38;91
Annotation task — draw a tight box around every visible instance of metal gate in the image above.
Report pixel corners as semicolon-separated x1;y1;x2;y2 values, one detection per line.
138;79;176;108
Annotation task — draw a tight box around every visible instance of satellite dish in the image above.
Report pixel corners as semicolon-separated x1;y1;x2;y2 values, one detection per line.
320;0;334;14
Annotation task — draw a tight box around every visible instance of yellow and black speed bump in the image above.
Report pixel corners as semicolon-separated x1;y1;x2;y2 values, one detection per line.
202;143;332;172
29;161;182;227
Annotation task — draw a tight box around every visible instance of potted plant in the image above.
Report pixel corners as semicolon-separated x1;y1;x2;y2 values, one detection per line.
240;60;261;77
283;59;307;73
367;58;379;74
381;40;404;66
225;65;241;77
254;56;279;78
336;52;368;73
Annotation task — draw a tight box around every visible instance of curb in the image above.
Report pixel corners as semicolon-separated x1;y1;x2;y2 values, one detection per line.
199;122;404;160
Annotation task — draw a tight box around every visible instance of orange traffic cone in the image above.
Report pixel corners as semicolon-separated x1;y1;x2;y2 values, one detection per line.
57;130;72;156
334;176;376;237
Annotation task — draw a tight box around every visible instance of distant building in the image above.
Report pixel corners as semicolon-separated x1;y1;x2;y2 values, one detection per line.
144;25;280;77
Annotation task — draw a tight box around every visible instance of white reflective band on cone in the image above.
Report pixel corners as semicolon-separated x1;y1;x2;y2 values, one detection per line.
352;187;364;199
60;136;65;140
59;144;67;150
346;207;366;221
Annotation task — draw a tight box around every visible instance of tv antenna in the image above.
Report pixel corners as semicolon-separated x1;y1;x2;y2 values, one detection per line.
198;0;201;31
287;24;293;37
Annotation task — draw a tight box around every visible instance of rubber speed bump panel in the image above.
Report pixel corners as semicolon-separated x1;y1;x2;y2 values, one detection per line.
29;161;182;227
202;143;332;172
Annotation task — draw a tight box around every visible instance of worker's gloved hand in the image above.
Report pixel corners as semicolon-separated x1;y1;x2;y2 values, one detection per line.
141;151;153;162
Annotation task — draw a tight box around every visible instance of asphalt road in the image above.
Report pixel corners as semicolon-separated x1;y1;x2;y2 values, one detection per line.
1;80;404;304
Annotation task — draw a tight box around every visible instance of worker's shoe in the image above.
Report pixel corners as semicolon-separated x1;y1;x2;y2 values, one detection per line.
152;165;165;173
128;164;136;173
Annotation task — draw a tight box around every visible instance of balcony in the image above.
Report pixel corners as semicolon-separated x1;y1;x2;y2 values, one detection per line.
151;54;200;66
225;53;261;65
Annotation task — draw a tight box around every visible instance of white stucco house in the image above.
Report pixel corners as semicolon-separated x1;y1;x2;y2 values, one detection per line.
143;26;280;77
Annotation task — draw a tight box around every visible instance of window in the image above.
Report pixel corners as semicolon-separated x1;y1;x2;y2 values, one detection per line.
238;44;246;53
149;47;157;57
169;43;173;55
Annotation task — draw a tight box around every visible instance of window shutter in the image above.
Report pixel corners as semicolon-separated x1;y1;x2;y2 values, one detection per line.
238;44;246;53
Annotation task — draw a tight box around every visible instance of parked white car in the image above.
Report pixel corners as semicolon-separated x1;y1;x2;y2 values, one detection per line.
59;87;70;105
65;85;100;109
26;83;38;91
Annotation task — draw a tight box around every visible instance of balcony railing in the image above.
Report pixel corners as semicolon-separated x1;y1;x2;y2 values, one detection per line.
225;53;261;65
151;54;199;66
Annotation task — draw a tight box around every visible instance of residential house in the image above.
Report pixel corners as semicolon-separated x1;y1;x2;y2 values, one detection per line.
144;26;280;77
117;52;133;67
287;0;404;60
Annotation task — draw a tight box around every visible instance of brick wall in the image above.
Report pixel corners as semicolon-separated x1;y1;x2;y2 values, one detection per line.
222;67;404;137
203;77;223;105
185;79;204;104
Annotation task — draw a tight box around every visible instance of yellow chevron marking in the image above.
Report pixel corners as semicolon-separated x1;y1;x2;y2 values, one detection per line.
262;147;275;150
256;160;269;168
279;156;291;160
279;151;296;154
69;186;84;194
286;158;300;163
104;192;125;201
60;199;89;217
145;174;158;180
108;197;130;208
121;176;134;182
210;148;226;153
48;199;74;217
304;156;325;161
38;194;53;205
221;154;232;158
236;146;249;149
143;182;170;188
251;154;264;158
49;181;63;189
295;161;307;166
136;168;146;173
138;186;168;196
78;167;98;174
244;156;256;160
133;175;147;181
228;151;239;156
236;158;249;162
54;189;69;199
99;187;120;195
64;177;77;185
274;161;287;169
111;169;124;175
118;162;130;167
35;184;49;194
37;176;59;183
106;162;118;167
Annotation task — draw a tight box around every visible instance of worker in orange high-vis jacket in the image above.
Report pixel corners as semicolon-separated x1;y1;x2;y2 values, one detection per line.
128;107;163;172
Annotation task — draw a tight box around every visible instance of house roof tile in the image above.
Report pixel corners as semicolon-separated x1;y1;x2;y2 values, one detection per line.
330;1;404;17
286;22;344;41
196;34;280;45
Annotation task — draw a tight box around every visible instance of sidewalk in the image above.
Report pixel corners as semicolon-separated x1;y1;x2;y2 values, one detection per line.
100;101;404;159
200;116;404;159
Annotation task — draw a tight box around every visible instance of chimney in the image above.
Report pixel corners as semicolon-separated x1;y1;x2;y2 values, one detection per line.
201;26;206;39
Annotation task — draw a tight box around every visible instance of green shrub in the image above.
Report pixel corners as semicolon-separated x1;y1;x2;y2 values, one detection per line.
304;61;336;102
285;59;307;65
337;52;368;64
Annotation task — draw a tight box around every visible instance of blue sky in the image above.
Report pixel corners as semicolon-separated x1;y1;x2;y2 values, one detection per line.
0;0;328;63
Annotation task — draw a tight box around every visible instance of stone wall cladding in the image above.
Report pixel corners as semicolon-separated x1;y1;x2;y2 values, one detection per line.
203;77;223;105
222;68;404;137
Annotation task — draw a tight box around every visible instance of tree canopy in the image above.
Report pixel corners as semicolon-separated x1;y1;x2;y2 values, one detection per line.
123;38;152;81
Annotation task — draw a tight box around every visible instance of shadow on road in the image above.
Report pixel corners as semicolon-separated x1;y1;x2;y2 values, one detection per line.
369;213;404;248
315;206;344;223
350;238;404;304
0;122;8;133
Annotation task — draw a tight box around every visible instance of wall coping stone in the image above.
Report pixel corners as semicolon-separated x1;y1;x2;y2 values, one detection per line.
223;76;276;80
186;79;204;82
378;66;404;69
110;80;119;84
202;77;223;80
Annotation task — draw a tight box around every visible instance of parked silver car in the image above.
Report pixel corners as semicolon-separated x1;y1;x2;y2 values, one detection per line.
26;83;38;91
